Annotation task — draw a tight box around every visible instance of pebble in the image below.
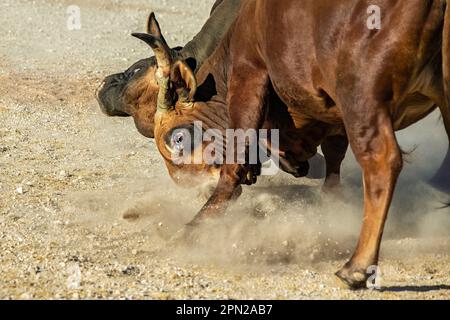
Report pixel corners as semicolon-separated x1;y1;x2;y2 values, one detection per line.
59;170;70;178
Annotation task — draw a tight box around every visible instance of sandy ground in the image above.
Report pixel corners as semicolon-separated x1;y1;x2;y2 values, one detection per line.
1;0;450;300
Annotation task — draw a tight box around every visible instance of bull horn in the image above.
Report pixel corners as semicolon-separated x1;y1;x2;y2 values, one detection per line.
147;12;163;38
131;33;172;76
132;32;173;113
132;13;177;113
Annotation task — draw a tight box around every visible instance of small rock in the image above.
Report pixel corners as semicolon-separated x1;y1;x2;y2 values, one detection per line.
122;266;140;276
16;186;24;194
123;209;140;221
20;293;32;300
59;170;70;178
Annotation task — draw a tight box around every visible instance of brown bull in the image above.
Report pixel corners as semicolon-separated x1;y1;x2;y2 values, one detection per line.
129;0;450;289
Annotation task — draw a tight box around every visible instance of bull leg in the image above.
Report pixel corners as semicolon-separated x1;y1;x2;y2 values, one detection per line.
430;105;450;194
335;107;403;289
187;65;269;226
321;135;348;193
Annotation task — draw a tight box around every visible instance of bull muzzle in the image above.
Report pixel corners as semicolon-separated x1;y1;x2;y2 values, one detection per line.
96;74;130;117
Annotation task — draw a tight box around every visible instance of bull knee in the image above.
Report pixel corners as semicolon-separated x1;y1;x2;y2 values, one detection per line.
386;148;403;174
358;147;403;176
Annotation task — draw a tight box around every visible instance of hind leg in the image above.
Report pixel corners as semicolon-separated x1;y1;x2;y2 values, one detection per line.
321;135;349;193
430;105;450;194
335;94;403;289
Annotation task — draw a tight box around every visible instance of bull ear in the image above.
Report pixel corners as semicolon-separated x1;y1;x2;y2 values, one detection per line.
171;60;197;103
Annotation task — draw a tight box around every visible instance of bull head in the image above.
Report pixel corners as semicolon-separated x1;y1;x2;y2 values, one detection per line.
96;14;183;139
96;12;227;187
130;14;225;186
132;31;197;115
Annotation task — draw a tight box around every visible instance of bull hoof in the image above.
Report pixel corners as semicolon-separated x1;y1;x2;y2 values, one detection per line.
321;183;343;197
335;267;368;290
243;164;261;186
167;224;198;248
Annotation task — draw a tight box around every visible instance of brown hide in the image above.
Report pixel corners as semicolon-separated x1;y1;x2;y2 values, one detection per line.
152;0;450;289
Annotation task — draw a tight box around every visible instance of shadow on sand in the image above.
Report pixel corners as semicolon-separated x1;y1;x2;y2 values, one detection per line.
381;285;450;293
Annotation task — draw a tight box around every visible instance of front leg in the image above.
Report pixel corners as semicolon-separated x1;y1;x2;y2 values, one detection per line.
169;166;246;246
189;165;249;226
188;60;270;226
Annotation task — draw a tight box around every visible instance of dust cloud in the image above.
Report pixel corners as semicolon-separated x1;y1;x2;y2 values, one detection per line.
66;109;449;270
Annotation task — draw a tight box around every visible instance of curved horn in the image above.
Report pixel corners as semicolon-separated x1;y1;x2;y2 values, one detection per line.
132;33;173;113
132;13;178;114
147;12;163;38
131;33;172;76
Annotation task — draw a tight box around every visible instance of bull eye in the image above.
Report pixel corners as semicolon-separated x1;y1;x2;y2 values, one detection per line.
165;125;200;157
124;67;142;80
173;132;184;150
170;129;191;153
